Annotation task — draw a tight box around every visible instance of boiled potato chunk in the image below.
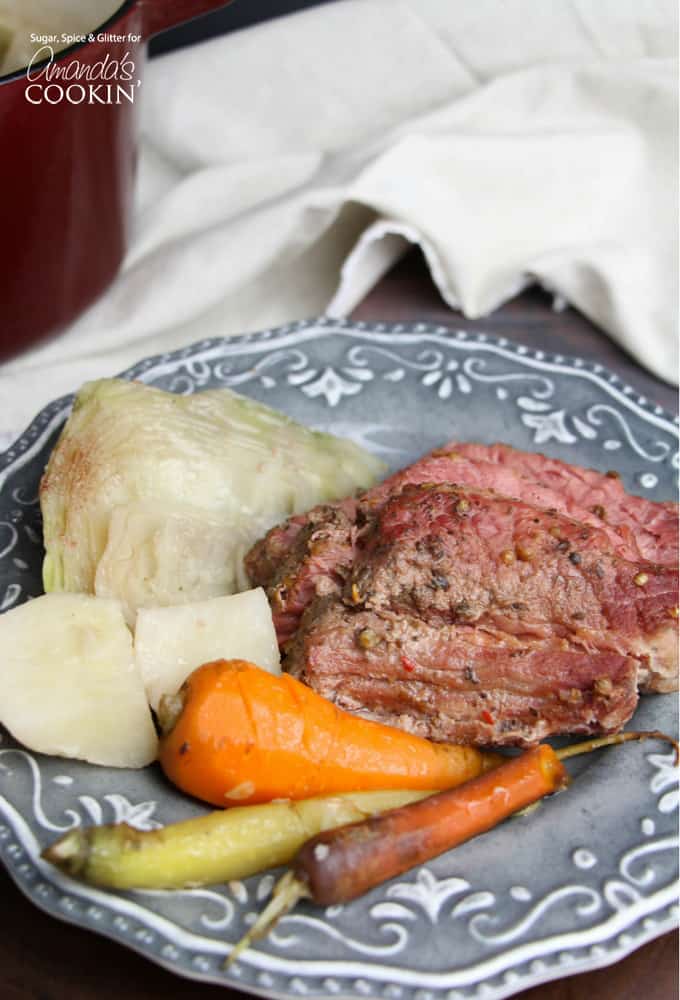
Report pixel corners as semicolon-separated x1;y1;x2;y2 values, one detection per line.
135;588;280;711
0;594;157;767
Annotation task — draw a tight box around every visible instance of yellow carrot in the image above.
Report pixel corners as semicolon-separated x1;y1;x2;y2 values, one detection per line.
41;790;432;889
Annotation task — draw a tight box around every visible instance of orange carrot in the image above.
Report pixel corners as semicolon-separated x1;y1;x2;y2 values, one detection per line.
228;730;676;964
287;731;676;906
157;659;502;807
290;744;566;905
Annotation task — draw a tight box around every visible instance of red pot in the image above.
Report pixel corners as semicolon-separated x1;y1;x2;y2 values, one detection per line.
0;1;233;362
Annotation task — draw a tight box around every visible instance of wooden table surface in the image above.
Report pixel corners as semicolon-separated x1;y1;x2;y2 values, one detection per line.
1;250;677;999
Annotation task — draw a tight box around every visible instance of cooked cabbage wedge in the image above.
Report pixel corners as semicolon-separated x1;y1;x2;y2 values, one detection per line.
40;378;385;616
94;501;253;625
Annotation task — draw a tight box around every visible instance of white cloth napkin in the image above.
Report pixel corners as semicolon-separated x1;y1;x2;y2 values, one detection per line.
1;0;677;444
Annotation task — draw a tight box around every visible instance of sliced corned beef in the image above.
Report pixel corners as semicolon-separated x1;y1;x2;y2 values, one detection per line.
286;598;640;748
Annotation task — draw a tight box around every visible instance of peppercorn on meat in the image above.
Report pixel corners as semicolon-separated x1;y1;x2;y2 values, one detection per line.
246;441;679;669
249;451;678;748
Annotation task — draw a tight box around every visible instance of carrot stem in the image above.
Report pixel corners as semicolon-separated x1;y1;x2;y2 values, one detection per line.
225;871;309;968
157;689;186;737
555;730;679;763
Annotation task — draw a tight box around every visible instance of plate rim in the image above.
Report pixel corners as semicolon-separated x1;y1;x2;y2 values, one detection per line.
2;318;679;477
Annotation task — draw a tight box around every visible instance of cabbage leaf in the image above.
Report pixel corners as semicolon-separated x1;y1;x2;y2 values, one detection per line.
41;378;385;617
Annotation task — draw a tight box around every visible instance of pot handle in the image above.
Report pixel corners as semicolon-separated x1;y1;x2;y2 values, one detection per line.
141;0;235;40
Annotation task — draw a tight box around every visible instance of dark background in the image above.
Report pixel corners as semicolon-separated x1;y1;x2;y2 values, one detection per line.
149;0;337;57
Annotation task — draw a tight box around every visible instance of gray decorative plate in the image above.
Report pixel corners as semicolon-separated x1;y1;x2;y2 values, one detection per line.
0;319;678;1000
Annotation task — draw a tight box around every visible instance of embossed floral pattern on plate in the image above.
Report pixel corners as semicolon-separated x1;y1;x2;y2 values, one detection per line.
0;319;677;999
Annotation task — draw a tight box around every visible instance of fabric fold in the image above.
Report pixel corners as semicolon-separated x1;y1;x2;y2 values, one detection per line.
1;0;677;438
